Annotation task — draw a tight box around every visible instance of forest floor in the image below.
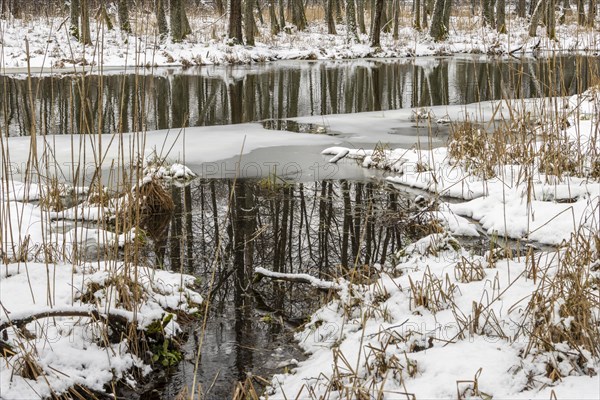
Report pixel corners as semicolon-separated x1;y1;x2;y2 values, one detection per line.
2;10;600;71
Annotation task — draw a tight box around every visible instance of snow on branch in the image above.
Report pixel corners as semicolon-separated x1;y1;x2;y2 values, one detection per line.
254;267;342;291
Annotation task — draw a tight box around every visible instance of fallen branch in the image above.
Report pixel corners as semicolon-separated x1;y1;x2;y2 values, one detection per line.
0;308;133;334
254;267;343;291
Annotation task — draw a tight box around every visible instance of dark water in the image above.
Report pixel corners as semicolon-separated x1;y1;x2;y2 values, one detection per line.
1;56;598;137
142;178;436;399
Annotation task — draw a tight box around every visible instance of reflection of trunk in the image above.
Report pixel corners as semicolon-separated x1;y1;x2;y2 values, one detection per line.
184;185;194;273
341;181;351;268
229;80;244;124
170;185;183;271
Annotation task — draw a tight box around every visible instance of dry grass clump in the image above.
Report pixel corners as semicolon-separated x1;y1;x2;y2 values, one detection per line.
408;267;458;314
448;122;496;178
521;229;600;377
454;256;485;283
537;133;580;177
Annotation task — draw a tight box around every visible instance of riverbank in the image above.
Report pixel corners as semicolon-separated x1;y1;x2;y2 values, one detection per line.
0;160;203;398
2;12;600;71
265;89;600;398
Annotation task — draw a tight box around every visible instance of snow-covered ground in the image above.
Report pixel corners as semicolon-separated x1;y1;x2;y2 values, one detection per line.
2;11;600;71
265;90;600;398
0;162;203;398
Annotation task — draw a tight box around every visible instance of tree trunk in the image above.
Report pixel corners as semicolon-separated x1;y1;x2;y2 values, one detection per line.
229;0;243;42
588;0;596;27
215;0;225;15
414;0;422;30
517;0;526;18
327;0;337;33
393;0;400;38
357;0;367;33
292;0;307;30
118;0;131;33
370;0;384;47
578;0;586;24
529;0;545;36
442;0;452;29
347;0;358;38
244;0;255;45
270;0;281;34
156;0;169;37
422;0;429;28
497;0;506;32
429;0;448;40
80;0;91;44
70;0;80;39
547;0;556;36
279;0;286;29
482;0;495;27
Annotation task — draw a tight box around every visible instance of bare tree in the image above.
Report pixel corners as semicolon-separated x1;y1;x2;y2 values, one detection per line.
291;0;307;30
80;0;91;44
244;0;255;45
497;0;506;33
346;0;358;39
156;0;169;37
529;0;545;36
229;0;243;42
482;0;495;27
429;0;451;40
356;0;367;33
588;0;596;27
327;0;337;34
414;0;422;30
269;0;281;34
171;0;190;42
370;0;384;47
118;0;131;33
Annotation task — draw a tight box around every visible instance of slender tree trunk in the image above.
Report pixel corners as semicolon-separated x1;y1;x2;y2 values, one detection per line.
335;0;344;23
482;0;495;27
118;0;131;33
357;0;367;33
215;0;225;15
422;0;429;28
80;0;91;44
442;0;452;29
414;0;422;30
229;0;244;42
588;0;596;27
578;0;586;24
156;0;168;37
393;0;400;38
244;0;255;45
429;0;448;40
292;0;307;30
270;0;281;34
327;0;337;33
529;0;545;36
279;0;286;29
347;0;358;39
370;0;384;46
547;0;556;36
497;0;506;32
70;0;80;39
517;0;526;18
